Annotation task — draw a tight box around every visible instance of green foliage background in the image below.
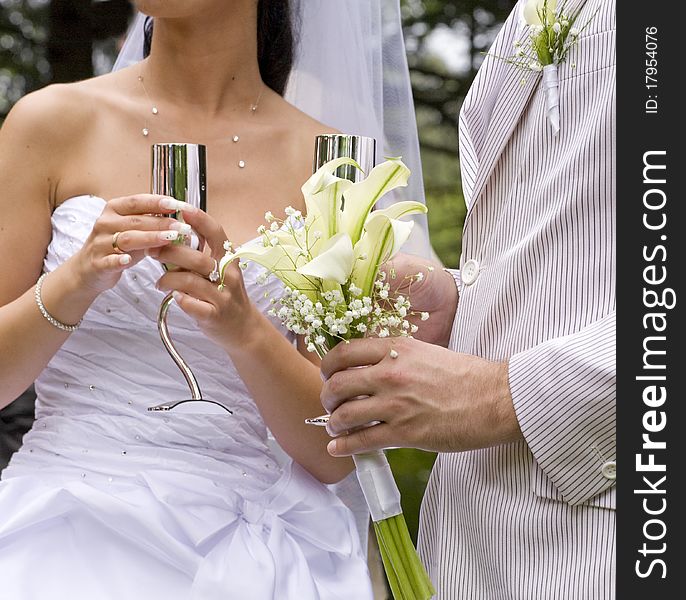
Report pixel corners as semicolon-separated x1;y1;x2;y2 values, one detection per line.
0;0;516;543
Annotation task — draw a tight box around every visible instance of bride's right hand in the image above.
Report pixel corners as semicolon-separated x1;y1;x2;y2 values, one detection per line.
72;194;197;294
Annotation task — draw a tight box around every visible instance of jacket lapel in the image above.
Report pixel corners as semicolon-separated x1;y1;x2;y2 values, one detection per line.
466;60;540;211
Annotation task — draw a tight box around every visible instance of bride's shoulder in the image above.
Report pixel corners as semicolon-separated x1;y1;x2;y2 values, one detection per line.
1;78;106;150
273;95;339;149
2;71;129;147
281;100;338;135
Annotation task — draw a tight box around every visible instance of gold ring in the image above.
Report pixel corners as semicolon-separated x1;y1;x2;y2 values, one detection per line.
112;231;124;254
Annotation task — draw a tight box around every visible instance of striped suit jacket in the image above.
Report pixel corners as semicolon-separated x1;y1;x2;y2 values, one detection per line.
418;1;616;598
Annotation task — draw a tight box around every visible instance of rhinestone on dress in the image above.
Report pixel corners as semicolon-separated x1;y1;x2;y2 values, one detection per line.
89;385;96;391
151;107;158;115
142;128;150;137
232;135;239;143
108;477;113;483
122;450;127;455
238;160;246;168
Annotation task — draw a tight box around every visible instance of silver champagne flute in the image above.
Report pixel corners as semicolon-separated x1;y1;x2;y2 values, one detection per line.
313;133;376;181
147;143;232;415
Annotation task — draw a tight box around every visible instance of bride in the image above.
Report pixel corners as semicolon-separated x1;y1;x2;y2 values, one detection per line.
0;1;428;598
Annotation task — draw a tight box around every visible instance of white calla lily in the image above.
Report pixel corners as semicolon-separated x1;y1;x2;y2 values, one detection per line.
523;0;556;26
301;156;360;198
221;240;316;298
340;158;410;245
301;157;359;249
297;232;355;285
305;175;353;244
351;205;425;297
371;200;428;223
218;252;237;280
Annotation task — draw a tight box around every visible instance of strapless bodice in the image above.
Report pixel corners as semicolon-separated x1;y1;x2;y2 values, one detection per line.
13;194;292;487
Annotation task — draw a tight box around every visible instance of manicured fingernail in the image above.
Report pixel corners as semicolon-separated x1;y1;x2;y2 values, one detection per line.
119;254;131;265
159;230;179;241
327;440;337;455
170;222;192;235
172;291;183;303
159;198;197;212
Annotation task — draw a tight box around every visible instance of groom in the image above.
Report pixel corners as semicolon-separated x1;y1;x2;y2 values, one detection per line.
322;0;616;598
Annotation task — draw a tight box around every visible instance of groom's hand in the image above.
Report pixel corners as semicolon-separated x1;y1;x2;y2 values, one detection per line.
321;337;523;455
383;253;458;347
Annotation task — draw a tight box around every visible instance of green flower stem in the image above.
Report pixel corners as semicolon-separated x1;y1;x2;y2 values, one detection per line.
394;513;435;599
388;516;415;588
375;518;414;600
376;540;403;600
373;514;435;600
533;30;553;66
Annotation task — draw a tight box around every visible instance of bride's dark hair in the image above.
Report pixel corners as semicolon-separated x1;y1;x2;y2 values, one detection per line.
143;0;295;96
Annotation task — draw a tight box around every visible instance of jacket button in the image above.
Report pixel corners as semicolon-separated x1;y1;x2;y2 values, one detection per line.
601;461;616;480
462;259;480;285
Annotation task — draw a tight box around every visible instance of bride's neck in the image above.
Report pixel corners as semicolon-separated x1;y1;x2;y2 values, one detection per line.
144;11;263;116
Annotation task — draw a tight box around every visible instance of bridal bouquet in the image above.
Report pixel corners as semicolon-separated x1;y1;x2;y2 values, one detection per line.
219;157;435;600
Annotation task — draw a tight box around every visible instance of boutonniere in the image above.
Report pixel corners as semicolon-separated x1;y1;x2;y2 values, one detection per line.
490;0;598;134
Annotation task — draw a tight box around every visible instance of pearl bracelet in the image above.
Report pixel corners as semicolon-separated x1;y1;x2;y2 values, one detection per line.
34;273;82;333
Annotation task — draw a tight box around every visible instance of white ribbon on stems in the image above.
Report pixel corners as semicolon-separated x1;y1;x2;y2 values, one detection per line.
352;451;403;522
542;64;561;135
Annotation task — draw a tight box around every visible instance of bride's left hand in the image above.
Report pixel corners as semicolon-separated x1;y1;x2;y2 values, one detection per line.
153;210;259;349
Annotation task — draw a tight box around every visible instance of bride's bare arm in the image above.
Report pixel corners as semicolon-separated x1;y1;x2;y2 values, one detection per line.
0;88;191;409
0;89;94;408
227;311;354;484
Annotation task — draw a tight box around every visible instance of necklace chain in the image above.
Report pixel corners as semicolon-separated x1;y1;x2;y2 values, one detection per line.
138;65;264;169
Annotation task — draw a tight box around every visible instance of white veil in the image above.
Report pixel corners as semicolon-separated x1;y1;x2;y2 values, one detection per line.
113;1;432;259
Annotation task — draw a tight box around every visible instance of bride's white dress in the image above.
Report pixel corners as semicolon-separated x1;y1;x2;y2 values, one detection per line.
0;196;373;600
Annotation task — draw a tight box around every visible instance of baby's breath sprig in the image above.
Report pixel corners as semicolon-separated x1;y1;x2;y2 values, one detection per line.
267;269;432;359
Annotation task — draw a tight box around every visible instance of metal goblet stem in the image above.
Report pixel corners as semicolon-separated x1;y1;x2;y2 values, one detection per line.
147;143;231;414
